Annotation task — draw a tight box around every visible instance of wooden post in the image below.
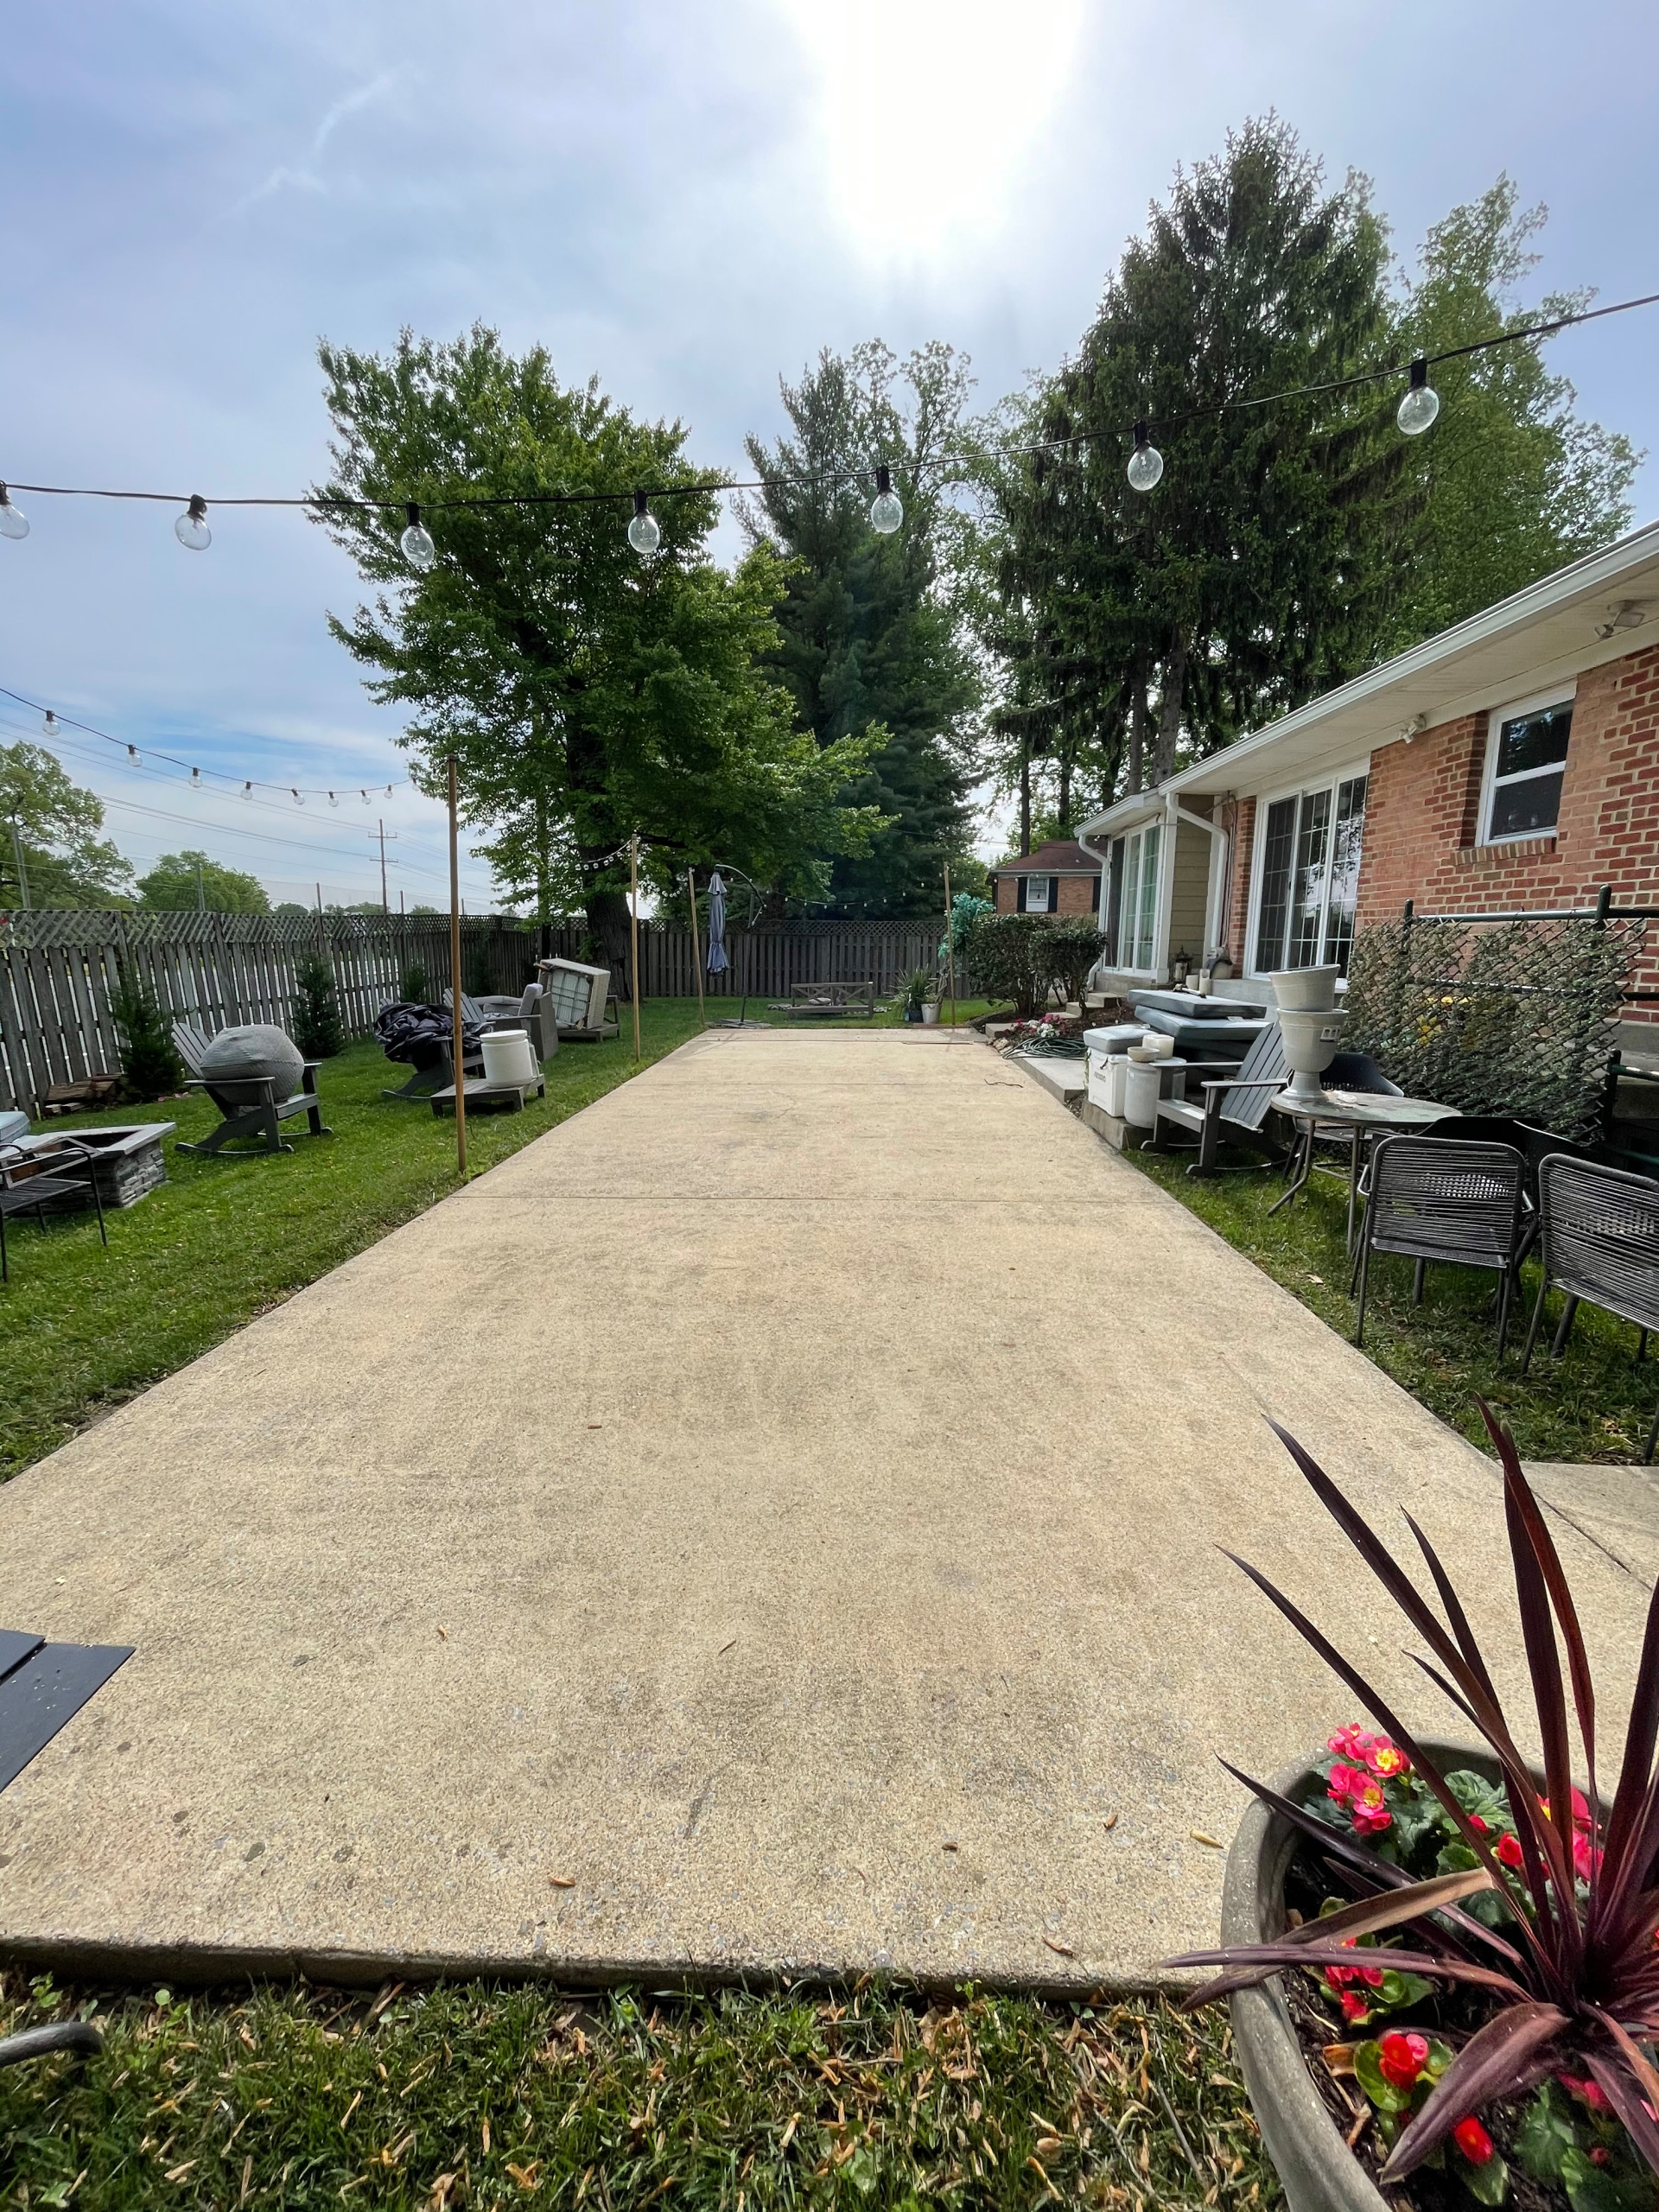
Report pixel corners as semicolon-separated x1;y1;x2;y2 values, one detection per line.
688;868;705;1029
448;754;467;1178
629;833;642;1063
944;861;957;1031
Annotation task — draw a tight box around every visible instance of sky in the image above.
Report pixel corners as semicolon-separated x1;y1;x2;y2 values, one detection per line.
3;0;1656;902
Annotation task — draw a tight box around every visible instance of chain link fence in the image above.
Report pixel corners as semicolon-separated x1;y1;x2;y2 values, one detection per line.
1344;905;1648;1143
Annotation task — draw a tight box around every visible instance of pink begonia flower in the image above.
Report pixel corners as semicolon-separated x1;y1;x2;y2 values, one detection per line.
1347;1776;1392;1834
1377;2031;1429;2091
1559;2072;1614;2115
1366;1740;1409;1779
1573;1830;1603;1883
1327;1725;1378;1762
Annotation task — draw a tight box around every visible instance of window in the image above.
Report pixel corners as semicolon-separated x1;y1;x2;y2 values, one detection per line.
1022;874;1052;912
1481;694;1573;842
1252;772;1369;975
1116;823;1160;969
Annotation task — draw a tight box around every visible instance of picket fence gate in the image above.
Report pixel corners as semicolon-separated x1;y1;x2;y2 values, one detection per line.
0;908;963;1113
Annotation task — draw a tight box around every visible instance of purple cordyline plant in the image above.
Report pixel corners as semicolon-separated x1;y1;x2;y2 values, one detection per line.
1169;1406;1659;2185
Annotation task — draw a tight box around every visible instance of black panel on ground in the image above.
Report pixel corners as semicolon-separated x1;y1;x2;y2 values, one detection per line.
0;1630;46;1685
0;1643;135;1793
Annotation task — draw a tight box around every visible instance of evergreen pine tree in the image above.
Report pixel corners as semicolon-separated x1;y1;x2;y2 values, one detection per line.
111;976;185;1099
292;953;345;1058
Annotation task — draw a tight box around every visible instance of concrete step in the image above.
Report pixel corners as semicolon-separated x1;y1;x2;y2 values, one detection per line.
1013;1053;1087;1112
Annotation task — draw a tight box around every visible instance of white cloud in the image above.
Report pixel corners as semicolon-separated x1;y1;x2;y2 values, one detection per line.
227;66;405;216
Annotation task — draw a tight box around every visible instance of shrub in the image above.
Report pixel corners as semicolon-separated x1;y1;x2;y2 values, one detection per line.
901;966;936;1011
398;962;430;1005
110;975;185;1100
966;912;1103;1019
291;953;345;1059
1174;1408;1659;2191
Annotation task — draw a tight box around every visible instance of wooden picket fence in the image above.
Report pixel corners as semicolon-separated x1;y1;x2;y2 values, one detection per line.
0;908;962;1112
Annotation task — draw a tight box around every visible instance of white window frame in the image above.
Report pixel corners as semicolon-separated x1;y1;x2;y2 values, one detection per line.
1022;874;1052;913
1478;686;1575;847
1246;758;1372;979
1114;821;1164;974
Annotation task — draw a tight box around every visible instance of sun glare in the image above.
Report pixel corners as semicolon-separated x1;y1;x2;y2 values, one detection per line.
776;0;1085;264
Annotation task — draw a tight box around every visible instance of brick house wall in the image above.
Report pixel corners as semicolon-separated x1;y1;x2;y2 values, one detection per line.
991;871;1102;915
1353;640;1659;1018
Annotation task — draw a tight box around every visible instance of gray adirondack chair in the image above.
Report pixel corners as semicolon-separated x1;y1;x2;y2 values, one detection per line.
1149;1020;1288;1173
173;1021;331;1157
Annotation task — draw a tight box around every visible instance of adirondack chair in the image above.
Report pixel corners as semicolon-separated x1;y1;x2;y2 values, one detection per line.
1148;1020;1288;1174
173;1021;331;1158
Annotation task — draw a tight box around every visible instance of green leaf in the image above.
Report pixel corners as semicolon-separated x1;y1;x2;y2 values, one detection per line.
1459;2146;1511;2205
1560;2148;1659;2212
1516;2082;1583;2183
1354;2040;1413;2114
1376;1970;1437;2013
842;2145;880;2195
1446;1770;1510;1826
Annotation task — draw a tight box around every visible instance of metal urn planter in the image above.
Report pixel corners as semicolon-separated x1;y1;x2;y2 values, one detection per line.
1221;1740;1495;2212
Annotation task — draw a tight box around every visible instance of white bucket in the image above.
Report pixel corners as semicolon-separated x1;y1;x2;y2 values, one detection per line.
1103;1055;1129;1117
1123;1061;1162;1129
921;1002;939;1025
480;1027;537;1085
1268;965;1341;1012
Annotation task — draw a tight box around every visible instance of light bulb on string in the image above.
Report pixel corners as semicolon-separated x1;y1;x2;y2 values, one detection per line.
242;781;253;801
42;710;61;739
175;495;212;550
1397;358;1440;437
190;766;201;789
627;489;661;557
127;744;141;766
1127;423;1164;493
292;789;304;807
0;483;29;541
869;466;903;535
328;791;340;808
359;789;370;804
400;503;436;572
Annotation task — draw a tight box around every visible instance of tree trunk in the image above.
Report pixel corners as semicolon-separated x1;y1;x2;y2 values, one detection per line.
1020;741;1032;855
583;883;632;998
1152;630;1188;787
1057;747;1073;836
534;792;551;931
1127;652;1150;796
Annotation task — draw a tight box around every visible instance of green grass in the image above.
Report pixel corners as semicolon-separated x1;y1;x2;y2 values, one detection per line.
0;1003;709;1484
1124;1140;1658;1464
0;1968;1278;2210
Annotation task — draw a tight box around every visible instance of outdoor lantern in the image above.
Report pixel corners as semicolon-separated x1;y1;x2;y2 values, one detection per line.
1127;423;1164;493
175;494;212;550
0;483;28;540
628;489;661;557
1172;949;1192;987
1397;359;1440;437
400;502;437;571
869;466;904;535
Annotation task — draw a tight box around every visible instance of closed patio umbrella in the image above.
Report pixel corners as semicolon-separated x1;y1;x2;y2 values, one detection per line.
706;871;729;975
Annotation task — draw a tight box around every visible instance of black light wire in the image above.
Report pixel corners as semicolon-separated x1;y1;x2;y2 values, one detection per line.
5;288;1656;514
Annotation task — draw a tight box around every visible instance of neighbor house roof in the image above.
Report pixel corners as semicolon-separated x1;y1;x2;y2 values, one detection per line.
987;840;1102;875
1079;518;1659;841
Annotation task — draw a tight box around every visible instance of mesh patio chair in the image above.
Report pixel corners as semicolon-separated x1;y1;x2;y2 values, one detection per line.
1351;1135;1529;1355
1521;1154;1659;1464
0;1139;108;1284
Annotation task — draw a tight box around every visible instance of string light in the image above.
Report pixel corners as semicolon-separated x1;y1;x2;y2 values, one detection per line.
291;789;304;805
399;502;436;572
243;780;253;799
327;791;340;807
869;466;903;535
175;494;211;551
0;483;27;541
1396;358;1441;437
627;489;660;557
1127;423;1164;493
42;710;61;738
190;766;201;787
128;743;142;765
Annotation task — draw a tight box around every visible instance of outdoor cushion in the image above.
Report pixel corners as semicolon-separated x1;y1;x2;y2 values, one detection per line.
1130;990;1268;1020
1133;1010;1267;1061
1082;1025;1149;1058
0;1109;28;1150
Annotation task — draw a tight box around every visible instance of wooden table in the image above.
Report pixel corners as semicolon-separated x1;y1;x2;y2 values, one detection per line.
1268;1089;1459;1250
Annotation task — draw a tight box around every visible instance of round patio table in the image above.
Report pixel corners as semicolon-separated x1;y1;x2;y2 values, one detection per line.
1267;1089;1460;1253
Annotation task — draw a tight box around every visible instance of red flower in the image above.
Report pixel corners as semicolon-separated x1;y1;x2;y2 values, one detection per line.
1338;1989;1370;2023
1328;1725;1378;1762
1327;1762;1368;1801
1452;2116;1495;2165
1573;1830;1604;1884
1366;1739;1409;1780
1348;1777;1392;1835
1496;1832;1525;1869
1560;2072;1614;2115
1468;1813;1490;1834
1377;2031;1429;2091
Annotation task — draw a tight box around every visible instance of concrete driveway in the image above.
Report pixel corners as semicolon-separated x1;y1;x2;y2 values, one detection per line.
0;1028;1648;1991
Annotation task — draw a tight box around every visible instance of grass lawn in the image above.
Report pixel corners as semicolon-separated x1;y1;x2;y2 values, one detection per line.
0;1001;710;1485
0;1967;1276;2210
1125;1139;1658;1465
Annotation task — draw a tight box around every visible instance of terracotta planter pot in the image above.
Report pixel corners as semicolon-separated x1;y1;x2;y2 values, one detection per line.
1222;1741;1501;2212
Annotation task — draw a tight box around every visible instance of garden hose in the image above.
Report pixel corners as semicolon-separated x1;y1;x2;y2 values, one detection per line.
0;2020;105;2068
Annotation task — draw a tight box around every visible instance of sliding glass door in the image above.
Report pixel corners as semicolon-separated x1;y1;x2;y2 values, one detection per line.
1116;823;1161;970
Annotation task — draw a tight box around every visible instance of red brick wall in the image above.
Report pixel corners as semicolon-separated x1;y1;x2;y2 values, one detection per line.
1224;797;1255;965
1354;641;1659;1018
991;873;1100;915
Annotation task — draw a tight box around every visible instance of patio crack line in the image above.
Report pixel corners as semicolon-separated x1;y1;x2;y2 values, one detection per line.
1535;1498;1654;1592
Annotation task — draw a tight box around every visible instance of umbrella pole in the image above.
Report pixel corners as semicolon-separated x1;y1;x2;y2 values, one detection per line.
688;868;705;1029
629;833;642;1063
448;753;467;1179
944;861;956;1031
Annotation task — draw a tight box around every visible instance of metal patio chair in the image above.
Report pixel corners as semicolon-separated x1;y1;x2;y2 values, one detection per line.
0;1139;108;1284
1522;1154;1659;1463
1351;1135;1529;1355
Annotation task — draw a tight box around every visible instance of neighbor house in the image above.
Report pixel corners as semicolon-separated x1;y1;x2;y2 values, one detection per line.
1078;520;1659;1037
987;838;1103;917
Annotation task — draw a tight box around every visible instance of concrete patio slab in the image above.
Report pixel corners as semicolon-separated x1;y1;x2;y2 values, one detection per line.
0;1028;1649;1993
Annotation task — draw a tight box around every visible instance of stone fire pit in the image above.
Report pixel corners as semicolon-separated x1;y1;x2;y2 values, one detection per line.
7;1123;176;1210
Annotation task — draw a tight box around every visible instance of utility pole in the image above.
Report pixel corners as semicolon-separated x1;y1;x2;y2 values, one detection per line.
372;819;397;915
6;817;28;910
448;754;467;1178
196;856;206;912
